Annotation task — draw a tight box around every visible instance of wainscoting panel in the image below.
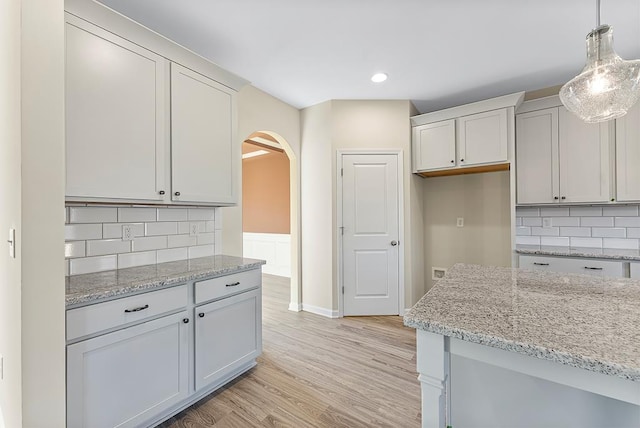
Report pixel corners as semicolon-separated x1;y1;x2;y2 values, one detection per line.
243;233;291;277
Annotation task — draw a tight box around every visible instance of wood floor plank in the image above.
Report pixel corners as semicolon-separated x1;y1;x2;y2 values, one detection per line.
159;274;420;427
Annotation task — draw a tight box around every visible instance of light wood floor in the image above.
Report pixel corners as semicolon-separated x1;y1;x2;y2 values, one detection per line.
159;274;421;427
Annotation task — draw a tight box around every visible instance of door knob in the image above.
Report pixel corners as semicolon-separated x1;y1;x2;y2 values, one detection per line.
390;240;398;246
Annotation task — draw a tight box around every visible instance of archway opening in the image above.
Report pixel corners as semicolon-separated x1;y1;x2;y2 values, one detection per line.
242;131;300;311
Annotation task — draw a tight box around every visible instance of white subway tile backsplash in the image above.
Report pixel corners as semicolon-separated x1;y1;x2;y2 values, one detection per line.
628;228;640;238
569;207;602;217
559;227;591;237
118;207;156;223
603;206;639;217
145;222;178;236
515;207;539;217
86;239;131;257
70;255;117;275
65;241;85;258
214;209;223;228
581;217;614;227
157;208;188;222
65;224;102;241
592;228;626;238
103;223;145;239
157;247;188;264
614;217;640;227
540;207;569;217
168;234;197;248
178;222;190;234
603;238;639;250
570;237;602;248
523;218;542;227
197;232;215;245
214;232;222;254
190;221;206;234
118;251;156;269
516;227;531;236
547;217;580;227
541;237;570;246
515;217;522;226
65;207;70;224
206;221;216;232
188;208;216;221
132;236;167;252
516;236;540;245
65;259;69;276
188;244;215;259
70;207;117;223
530;227;559;236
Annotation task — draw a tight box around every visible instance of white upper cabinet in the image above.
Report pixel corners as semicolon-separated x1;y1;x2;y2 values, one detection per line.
615;102;640;202
65;16;168;202
171;64;237;205
412;120;456;171
516;108;559;204
516;98;612;205
457;108;508;167
411;92;523;174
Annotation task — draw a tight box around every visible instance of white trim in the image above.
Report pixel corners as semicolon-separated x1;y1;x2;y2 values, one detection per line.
301;304;339;319
288;302;302;312
411;92;525;126
336;149;405;317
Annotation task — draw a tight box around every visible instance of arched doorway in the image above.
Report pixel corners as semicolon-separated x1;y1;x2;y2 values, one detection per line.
242;131;301;311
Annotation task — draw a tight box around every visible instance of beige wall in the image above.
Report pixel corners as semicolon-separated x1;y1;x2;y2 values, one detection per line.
300;100;424;313
300;101;334;311
242;150;290;234
423;171;511;290
20;0;67;425
0;0;22;426
231;85;301;307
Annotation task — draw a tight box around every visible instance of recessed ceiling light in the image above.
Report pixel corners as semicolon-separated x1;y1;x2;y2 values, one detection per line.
371;73;388;83
242;149;269;159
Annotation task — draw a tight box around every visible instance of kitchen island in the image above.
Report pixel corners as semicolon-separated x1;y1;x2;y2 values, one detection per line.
404;263;640;428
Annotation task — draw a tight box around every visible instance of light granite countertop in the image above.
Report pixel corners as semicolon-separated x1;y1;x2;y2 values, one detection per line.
66;255;265;308
516;244;640;261
404;263;640;382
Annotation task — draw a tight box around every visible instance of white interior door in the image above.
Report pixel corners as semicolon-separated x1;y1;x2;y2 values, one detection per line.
341;153;400;316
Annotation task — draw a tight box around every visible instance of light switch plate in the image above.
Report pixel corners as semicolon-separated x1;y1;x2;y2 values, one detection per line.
456;218;464;227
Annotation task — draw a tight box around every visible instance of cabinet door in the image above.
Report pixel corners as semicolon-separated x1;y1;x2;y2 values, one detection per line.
195;288;262;390
65;15;167;202
516;108;559;204
615;102;640;202
558;107;611;203
412;120;456;171
171;63;237;205
67;311;189;428
457;108;508;166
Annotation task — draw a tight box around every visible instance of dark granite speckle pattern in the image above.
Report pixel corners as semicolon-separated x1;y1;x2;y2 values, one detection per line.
66;255;265;308
516;244;640;261
404;263;640;382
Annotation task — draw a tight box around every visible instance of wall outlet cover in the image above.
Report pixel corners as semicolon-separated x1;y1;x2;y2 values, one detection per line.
542;218;553;227
122;225;133;241
190;223;199;236
456;218;464;227
432;267;447;280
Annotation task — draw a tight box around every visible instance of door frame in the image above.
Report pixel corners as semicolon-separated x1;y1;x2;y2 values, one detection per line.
336;149;405;317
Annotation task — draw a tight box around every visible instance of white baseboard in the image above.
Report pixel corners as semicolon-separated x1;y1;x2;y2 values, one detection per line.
243;232;291;278
302;303;339;318
288;302;302;312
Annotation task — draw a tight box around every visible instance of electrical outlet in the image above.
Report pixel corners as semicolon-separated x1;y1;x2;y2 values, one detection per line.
456;218;464;227
190;223;199;236
432;267;447;280
122;225;133;241
542;218;553;227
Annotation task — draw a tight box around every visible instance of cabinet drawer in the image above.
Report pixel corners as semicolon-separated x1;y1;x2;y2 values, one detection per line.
519;255;624;278
195;268;261;304
67;285;188;341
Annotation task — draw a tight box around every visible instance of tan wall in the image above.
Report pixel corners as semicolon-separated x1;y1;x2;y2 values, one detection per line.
423;171;511;290
21;0;67;425
242;151;290;234
0;0;22;426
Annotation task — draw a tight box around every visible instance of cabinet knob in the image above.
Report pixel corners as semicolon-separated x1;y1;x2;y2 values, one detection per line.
554;196;559;200
611;198;615;202
174;191;181;196
561;196;566;200
198;313;204;318
182;318;189;324
450;160;455;164
159;190;165;195
460;159;464;162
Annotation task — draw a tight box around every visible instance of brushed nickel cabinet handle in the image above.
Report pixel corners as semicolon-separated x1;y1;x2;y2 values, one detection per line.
124;304;149;313
226;281;241;287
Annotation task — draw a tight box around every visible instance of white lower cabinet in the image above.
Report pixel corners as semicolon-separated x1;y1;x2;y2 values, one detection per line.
519;255;625;278
66;311;190;428
195;288;262;390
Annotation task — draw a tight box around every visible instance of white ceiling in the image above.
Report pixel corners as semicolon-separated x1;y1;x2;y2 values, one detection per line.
97;0;640;113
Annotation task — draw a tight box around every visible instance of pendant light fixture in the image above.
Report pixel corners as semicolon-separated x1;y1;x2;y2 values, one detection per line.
560;0;640;123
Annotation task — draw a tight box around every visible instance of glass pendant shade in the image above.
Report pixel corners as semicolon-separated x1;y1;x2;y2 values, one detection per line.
560;25;640;123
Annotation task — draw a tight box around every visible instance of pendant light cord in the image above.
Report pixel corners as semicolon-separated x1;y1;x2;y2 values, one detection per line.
596;0;601;27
